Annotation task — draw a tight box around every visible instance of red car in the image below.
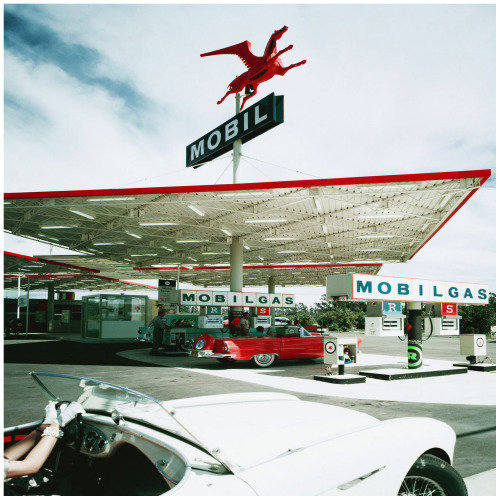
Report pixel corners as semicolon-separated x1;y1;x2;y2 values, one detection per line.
189;326;324;367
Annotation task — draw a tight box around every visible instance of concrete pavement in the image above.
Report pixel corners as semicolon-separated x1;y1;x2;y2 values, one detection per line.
4;332;496;495
117;344;496;495
118;349;496;406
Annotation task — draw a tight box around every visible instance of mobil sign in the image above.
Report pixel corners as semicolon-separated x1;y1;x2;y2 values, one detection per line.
326;273;488;305
179;289;295;308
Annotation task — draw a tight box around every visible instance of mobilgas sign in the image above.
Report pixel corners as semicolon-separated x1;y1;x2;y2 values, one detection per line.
178;289;295;308
326;273;488;305
186;93;284;168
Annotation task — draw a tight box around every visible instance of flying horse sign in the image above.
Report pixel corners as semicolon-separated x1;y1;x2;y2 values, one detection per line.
186;26;306;168
201;25;307;110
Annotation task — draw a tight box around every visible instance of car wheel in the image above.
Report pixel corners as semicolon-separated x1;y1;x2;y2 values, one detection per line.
193;334;215;351
253;353;276;368
398;454;468;496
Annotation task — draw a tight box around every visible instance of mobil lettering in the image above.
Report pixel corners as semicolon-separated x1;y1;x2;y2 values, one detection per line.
186;93;284;168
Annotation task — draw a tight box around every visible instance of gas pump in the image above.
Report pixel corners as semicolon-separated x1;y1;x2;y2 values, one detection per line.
250;307;271;329
197;306;224;329
424;303;461;336
364;301;405;337
197;315;224;328
250;316;271;328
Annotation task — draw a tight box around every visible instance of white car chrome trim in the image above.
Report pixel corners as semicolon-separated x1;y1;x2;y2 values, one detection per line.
337;466;387;490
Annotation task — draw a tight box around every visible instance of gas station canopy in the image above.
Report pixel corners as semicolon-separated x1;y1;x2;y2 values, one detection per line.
4;169;490;290
4;251;158;292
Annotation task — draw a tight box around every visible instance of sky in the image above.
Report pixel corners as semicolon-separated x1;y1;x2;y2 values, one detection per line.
3;2;496;307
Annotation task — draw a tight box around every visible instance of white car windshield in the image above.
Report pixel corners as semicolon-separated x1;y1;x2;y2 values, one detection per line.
31;372;162;414
29;371;234;470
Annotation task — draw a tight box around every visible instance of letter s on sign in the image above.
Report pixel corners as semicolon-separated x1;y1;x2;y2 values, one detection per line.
444;304;454;315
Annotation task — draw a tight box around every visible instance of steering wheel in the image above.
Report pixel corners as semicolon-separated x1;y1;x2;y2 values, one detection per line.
54;401;84;447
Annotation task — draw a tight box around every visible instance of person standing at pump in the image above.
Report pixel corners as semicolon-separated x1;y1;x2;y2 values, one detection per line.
238;311;251;336
150;309;170;356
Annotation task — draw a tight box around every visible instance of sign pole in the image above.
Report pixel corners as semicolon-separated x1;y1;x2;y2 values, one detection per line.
228;92;243;331
233;93;242;183
407;302;423;369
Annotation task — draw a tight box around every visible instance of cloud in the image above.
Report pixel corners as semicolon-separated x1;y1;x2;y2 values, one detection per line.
3;4;496;301
4;8;153;129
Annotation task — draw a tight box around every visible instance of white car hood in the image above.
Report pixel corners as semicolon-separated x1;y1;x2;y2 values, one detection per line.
162;392;380;471
29;373;379;474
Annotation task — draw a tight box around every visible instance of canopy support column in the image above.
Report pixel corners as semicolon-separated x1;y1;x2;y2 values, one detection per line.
229;236;243;333
268;277;276;325
25;276;30;336
47;283;55;333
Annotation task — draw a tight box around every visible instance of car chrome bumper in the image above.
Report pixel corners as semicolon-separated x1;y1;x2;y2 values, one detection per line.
189;350;235;359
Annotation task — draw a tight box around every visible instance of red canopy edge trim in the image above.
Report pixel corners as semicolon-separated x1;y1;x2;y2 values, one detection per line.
3;272;158;289
8;274;90;278
134;263;383;271
4;251;101;273
4;169;491;199
4;251;38;262
409;173;490;260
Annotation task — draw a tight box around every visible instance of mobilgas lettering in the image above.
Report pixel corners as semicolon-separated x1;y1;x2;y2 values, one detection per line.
356;280;372;294
419;284;424;296
449;287;459;298
464;288;473;299
377;282;391;294
478;289;488;300
258;296;268;304
397;283;410;295
245;296;255;304
433;286;443;297
285;297;294;305
199;294;210;302
181;293;196;303
214;294;226;303
271;297;282;305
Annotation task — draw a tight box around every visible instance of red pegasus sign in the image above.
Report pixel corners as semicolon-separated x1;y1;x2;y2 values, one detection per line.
201;26;306;110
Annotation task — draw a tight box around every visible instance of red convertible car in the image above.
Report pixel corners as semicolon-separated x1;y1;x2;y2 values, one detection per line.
190;326;324;367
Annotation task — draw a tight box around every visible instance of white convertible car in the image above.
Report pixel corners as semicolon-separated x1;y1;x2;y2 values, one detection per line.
4;372;467;496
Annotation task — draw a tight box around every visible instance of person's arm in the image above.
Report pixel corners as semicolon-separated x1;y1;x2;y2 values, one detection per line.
4;422;61;478
152;316;167;329
4;400;58;462
4;401;84;479
3;423;49;462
